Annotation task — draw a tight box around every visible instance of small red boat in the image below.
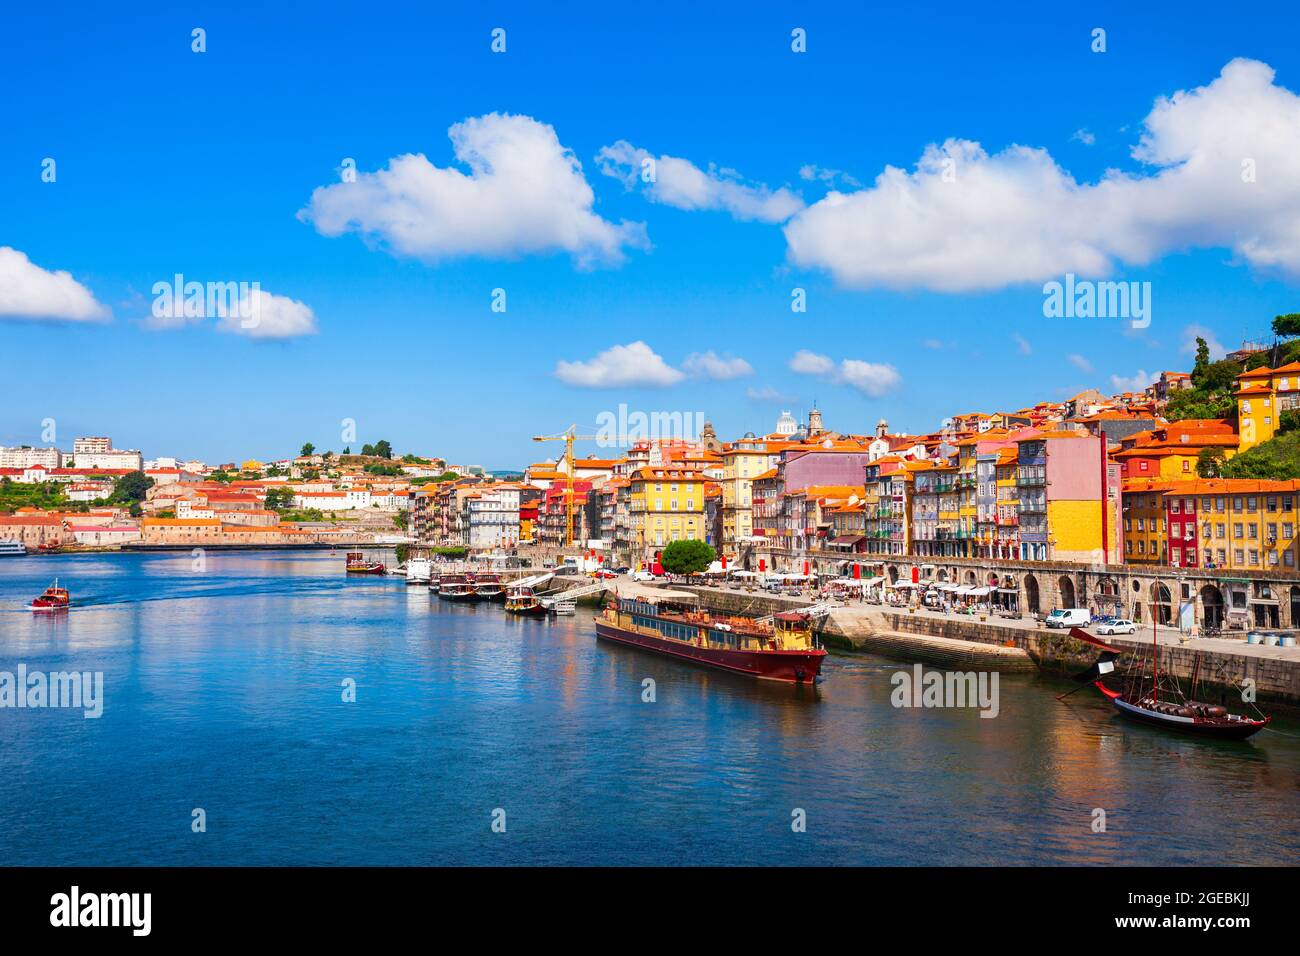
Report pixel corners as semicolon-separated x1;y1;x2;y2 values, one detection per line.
345;551;386;575
30;579;71;611
504;586;547;616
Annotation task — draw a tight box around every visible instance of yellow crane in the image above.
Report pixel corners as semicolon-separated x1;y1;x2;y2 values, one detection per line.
532;425;601;548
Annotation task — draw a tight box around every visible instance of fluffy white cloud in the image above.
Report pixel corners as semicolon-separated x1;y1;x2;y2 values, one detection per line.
784;59;1300;290
788;349;836;375
597;140;803;223
1067;354;1095;373
0;247;108;322
1012;333;1032;355
1110;369;1153;393
1071;128;1096;146
682;350;753;380
554;341;684;388
301;113;647;269
1181;323;1227;360
216;289;318;340
789;350;901;397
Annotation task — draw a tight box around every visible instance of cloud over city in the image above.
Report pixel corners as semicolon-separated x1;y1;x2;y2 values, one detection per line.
788;349;902;397
301;113;648;269
0;247;109;323
783;58;1300;291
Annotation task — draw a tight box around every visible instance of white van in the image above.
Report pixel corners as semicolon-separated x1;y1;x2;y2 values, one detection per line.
1044;608;1091;629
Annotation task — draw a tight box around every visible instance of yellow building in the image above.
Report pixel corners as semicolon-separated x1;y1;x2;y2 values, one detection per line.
628;466;706;560
1234;362;1300;451
719;438;787;557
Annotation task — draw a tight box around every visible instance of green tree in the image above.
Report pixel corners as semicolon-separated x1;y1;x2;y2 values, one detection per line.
1272;313;1300;338
1196;446;1227;478
300;442;315;456
392;512;409;530
659;539;716;575
374;439;393;459
1193;336;1211;378
110;470;154;505
360;443;375;456
264;487;295;510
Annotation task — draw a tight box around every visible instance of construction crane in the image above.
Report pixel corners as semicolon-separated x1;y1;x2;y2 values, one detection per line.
532;425;600;548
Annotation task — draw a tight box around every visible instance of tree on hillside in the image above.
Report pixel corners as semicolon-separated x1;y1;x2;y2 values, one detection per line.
1272;313;1300;339
1196;446;1227;478
300;442;315;456
1193;336;1211;378
373;439;393;459
110;470;154;505
660;539;716;575
264;487;295;510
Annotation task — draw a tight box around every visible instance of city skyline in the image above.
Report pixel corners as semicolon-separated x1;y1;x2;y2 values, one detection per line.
5;3;1300;467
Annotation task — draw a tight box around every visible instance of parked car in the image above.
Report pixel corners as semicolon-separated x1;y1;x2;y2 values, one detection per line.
1096;618;1137;635
610;566;630;575
594;569;618;579
631;570;656;582
1044;608;1092;629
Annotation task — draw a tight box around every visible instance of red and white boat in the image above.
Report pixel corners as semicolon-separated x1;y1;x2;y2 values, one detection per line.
596;595;826;683
504;586;547;616
345;551;386;575
30;579;71;612
1067;627;1270;740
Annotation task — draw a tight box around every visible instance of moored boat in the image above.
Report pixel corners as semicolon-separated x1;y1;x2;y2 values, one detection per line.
1067;627;1270;740
595;596;826;683
0;540;27;557
30;579;71;611
345;551;386;575
504;586;547;616
473;572;505;601
405;557;432;585
438;573;478;601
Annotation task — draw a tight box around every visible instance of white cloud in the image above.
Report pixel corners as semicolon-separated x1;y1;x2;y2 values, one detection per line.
682;351;753;380
788;349;836;375
1110;369;1153;393
784;59;1300;291
799;164;862;189
1181;323;1227;360
746;385;797;403
554;341;684;388
1071;128;1097;146
216;289;318;340
1012;333;1032;355
597;140;804;223
0;247;108;322
789;350;901;397
838;359;902;396
301;113;647;269
1067;354;1094;373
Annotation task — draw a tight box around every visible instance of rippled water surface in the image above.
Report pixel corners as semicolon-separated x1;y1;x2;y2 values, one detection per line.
1;552;1296;865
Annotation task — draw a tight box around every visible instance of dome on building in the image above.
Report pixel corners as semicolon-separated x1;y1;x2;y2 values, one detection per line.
775;411;798;436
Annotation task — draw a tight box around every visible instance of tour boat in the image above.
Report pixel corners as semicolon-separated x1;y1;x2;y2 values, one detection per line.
473;572;506;602
438;573;478;602
1067;627;1270;740
30;580;71;611
549;599;577;616
0;540;27;557
405;557;432;585
504;586;547;616
596;596;826;683
345;552;386;575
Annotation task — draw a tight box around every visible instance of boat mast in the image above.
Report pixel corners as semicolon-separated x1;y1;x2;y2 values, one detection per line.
1152;574;1160;703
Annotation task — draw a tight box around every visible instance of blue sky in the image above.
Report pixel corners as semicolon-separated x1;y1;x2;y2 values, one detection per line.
4;1;1299;468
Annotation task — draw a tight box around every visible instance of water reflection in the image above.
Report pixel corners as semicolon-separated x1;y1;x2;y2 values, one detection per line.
0;551;1296;866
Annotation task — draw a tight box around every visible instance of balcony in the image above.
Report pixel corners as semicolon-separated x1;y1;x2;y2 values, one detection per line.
1018;474;1047;487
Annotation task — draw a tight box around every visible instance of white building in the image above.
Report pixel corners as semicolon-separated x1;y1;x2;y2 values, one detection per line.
0;446;63;468
465;487;521;550
72;437;143;471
